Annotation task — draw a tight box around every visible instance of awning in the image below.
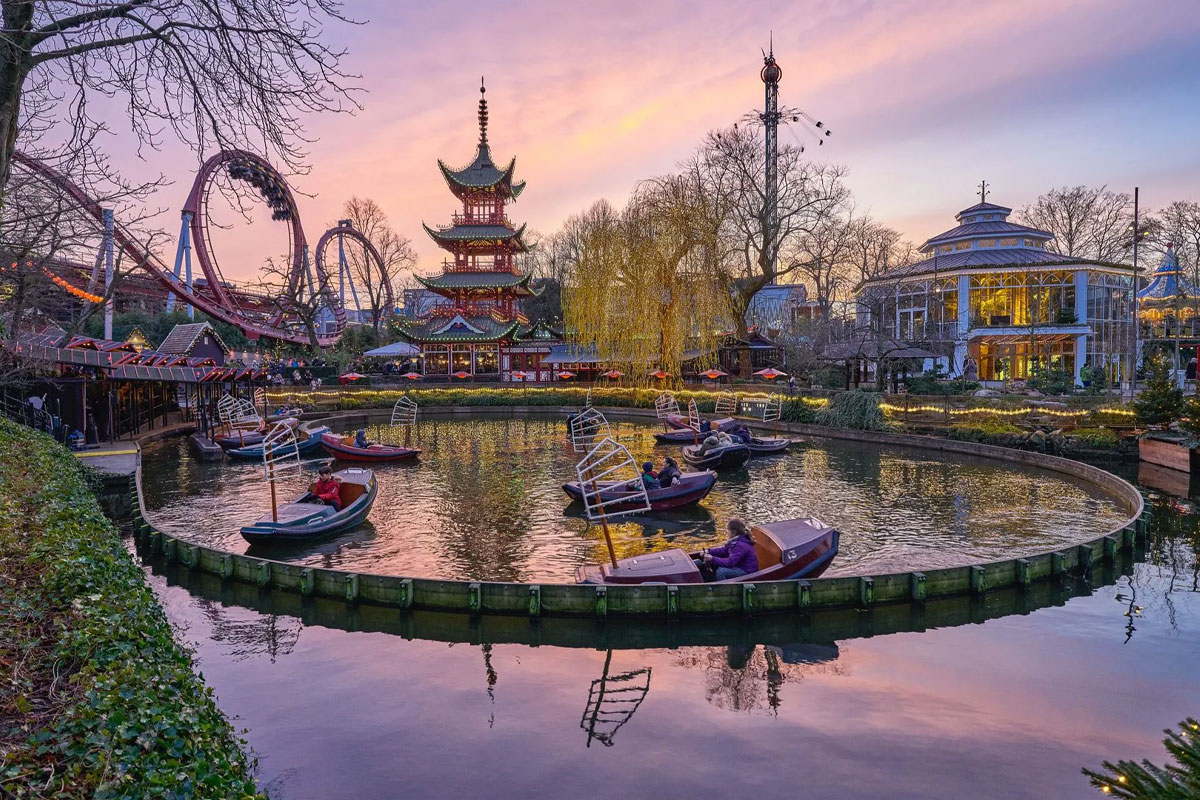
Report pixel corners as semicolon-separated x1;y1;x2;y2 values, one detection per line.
363;341;421;358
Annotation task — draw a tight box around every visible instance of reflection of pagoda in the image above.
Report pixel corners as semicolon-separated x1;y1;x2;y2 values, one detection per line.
404;79;552;380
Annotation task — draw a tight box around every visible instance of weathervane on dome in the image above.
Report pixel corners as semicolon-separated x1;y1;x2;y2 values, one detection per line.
978;179;990;203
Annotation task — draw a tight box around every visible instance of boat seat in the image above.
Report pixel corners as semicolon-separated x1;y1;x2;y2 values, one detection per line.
750;526;783;569
339;481;366;506
274;502;335;523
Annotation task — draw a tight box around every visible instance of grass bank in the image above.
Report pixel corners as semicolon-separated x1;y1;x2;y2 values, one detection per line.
0;418;262;798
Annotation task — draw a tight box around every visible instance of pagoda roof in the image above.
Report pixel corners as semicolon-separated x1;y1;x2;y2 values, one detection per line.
424;221;532;253
416;270;538;296
400;313;521;343
438;146;526;199
515;320;564;341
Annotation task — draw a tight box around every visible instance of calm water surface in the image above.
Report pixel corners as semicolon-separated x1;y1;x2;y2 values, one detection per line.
145;491;1199;800
141;416;1129;580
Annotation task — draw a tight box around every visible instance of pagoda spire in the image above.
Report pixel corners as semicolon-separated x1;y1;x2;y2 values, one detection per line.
478;76;489;147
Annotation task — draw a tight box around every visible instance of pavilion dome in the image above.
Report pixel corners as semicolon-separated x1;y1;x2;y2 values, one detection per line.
918;201;1053;254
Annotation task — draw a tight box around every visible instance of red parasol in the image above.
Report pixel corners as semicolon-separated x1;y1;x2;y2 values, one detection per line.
651;369;670;380
340;372;367;380
701;368;728;380
400;371;423;380
453;370;472;379
753;367;788;379
511;370;531;380
602;369;624;379
557;370;577;379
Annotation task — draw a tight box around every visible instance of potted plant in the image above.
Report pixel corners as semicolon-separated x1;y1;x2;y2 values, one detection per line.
1135;353;1188;471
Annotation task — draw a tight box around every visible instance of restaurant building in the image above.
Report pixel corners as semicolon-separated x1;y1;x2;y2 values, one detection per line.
856;200;1137;385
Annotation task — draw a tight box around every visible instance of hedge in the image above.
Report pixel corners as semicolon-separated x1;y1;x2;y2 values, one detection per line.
0;418;262;799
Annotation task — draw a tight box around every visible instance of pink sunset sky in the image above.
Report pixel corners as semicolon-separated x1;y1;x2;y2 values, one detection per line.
107;0;1200;282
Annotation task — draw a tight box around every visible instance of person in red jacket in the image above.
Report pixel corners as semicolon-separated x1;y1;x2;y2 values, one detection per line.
313;466;342;510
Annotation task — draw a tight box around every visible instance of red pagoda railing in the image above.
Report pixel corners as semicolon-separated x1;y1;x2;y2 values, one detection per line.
449;212;513;227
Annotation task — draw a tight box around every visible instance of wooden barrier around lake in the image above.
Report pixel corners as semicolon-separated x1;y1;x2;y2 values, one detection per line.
127;406;1147;619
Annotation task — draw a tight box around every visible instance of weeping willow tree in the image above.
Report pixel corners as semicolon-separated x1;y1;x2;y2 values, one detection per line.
563;177;730;383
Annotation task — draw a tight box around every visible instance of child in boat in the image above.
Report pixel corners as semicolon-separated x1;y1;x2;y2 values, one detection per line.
640;462;660;490
697;434;721;455
354;429;371;448
698;518;758;581
313;466;342;510
658;457;682;488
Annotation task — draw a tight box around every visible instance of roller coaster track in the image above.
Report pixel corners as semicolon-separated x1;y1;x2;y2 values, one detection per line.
12;150;362;347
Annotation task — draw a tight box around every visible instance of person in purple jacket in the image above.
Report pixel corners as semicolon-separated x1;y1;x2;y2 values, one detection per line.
698;518;758;581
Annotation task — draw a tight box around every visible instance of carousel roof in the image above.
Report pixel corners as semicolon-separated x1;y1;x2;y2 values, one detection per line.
1138;244;1196;301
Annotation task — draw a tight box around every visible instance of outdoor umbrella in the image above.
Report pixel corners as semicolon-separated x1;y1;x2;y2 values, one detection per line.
753;367;788;379
400;371;423;380
602;369;624;379
453;371;472;379
701;368;728;380
557;371;577;380
340;372;366;380
651;369;670;380
511;370;531;380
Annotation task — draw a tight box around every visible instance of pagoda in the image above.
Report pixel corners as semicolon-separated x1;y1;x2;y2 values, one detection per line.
405;79;547;379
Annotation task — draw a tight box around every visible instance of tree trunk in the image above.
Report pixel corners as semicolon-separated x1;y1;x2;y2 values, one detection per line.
0;2;33;202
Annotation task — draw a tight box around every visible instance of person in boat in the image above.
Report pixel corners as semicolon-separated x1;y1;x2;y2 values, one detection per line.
697;433;721;455
640;462;660;490
658;456;682;488
698;518;758;581
313;466;342;510
698;418;713;433
354;428;371;448
730;423;753;444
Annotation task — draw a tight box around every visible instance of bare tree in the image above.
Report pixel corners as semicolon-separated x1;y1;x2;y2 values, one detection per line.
254;254;331;352
337;196;417;337
0;0;357;200
1018;186;1133;261
681;126;848;374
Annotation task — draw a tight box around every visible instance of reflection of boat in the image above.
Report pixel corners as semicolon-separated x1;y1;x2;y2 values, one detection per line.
681;442;751;470
666;413;735;432
562;471;716;513
226;425;330;460
321;433;420;462
575;516;839;585
239;468;377;544
214;417;296;448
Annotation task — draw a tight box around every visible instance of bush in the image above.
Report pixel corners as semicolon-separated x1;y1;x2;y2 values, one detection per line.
1070;427;1119;449
1027;363;1076;396
948;420;1024;443
781;398;817;423
808;365;846;390
814;390;888;431
0;419;262;798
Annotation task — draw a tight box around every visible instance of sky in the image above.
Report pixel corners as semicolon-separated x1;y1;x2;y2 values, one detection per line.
96;0;1200;283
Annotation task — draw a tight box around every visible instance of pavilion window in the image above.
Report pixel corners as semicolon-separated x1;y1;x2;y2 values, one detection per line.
474;346;498;374
998;237;1019;247
938;244;953;254
452;347;472;373
977;239;997;248
955;241;972;251
424;345;450;375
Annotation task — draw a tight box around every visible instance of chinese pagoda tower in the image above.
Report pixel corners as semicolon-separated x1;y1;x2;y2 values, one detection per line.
405;79;547;379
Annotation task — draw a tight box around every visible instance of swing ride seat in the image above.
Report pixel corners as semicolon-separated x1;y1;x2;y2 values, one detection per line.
225;425;331;460
574;516;839;585
681;442;752;470
239;468;377;544
320;432;421;462
562;470;717;513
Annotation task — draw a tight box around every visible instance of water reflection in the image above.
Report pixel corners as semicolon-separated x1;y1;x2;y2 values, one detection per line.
141;416;1129;582
579;651;652;747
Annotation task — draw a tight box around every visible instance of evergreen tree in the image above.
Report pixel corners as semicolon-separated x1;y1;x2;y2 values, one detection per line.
1083;718;1200;798
1134;354;1184;427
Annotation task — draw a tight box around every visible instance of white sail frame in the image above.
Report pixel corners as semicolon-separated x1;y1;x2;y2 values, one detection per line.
762;394;783;424
654;392;679;419
570;406;612;453
575;437;651;521
686;398;702;433
390;396;418;426
261;419;303;480
714;390;739;417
